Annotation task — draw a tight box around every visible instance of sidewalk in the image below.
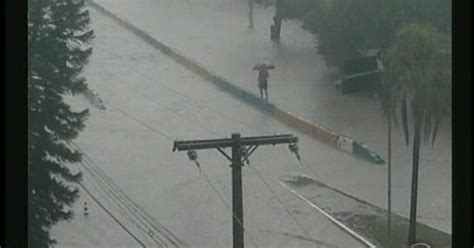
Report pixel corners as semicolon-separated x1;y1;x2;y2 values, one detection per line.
89;0;451;234
280;175;451;247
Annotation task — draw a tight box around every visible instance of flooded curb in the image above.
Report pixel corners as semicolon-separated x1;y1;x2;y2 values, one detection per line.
86;0;384;165
280;175;452;248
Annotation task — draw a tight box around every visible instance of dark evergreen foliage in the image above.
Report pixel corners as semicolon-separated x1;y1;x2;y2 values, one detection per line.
276;0;316;20
28;0;94;246
253;0;273;8
274;0;451;69
307;0;451;68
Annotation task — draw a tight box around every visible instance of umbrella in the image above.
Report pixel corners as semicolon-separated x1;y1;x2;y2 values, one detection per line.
253;63;275;70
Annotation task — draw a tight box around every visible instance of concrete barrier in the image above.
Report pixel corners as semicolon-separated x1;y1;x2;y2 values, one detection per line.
88;0;384;165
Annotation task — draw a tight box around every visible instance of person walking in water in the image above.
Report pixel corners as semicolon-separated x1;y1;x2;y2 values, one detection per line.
253;62;274;100
257;67;269;100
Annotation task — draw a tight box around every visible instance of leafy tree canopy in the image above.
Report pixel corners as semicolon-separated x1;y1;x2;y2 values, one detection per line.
274;0;451;68
381;23;451;145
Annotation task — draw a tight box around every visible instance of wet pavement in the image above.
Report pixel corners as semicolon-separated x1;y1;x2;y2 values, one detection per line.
87;0;451;234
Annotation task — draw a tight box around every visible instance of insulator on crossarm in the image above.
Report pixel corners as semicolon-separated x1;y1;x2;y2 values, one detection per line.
187;150;201;175
187;150;198;161
240;147;250;165
288;143;301;160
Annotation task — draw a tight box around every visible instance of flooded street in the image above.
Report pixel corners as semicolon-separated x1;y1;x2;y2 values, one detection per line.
50;0;451;247
53;8;369;247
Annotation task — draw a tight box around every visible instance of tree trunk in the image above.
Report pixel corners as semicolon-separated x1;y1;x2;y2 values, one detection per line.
387;116;392;244
271;15;282;41
248;0;253;29
271;0;282;41
408;117;422;245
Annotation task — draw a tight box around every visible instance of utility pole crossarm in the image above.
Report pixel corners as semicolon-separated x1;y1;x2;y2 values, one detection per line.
241;135;297;146
173;139;232;151
173;134;297;152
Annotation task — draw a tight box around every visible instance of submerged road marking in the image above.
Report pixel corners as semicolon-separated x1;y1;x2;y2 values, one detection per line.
277;179;377;248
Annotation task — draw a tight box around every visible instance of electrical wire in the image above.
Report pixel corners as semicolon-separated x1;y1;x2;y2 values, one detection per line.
79;161;166;247
246;161;314;240
97;43;270;135
94;97;314;247
95;67;223;140
77;36;326;246
104;100;175;141
100;61;325;188
297;157;324;183
77;182;147;248
81;87;324;247
70;138;258;247
75;87;263;245
74;142;187;244
68;4;338;247
198;167;260;248
70;141;188;247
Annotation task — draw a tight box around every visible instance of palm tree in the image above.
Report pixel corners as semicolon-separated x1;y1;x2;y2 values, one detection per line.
382;23;451;245
377;54;395;243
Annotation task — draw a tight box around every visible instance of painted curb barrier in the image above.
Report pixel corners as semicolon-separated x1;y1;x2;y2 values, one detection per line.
353;141;385;164
83;88;106;110
87;0;384;165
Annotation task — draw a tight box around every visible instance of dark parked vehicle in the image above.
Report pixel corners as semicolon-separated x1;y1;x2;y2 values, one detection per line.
341;56;381;94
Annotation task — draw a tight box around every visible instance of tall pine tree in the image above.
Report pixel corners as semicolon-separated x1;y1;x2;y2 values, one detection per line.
28;0;94;247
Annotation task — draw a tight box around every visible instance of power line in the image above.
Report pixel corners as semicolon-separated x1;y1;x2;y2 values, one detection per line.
79;158;168;247
199;167;260;248
113;81;323;187
246;161;313;240
101;95;321;189
70;141;188;247
80;164;164;246
71;139;258;247
297;157;324;183
75;82;322;247
77;182;147;248
76;149;168;246
72;142;187;247
94;102;257;245
103;56;274;135
102;100;175;141
88;99;313;246
82;153;187;247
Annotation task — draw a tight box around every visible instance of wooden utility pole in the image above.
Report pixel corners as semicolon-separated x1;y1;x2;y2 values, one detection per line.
173;133;299;248
231;133;244;248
